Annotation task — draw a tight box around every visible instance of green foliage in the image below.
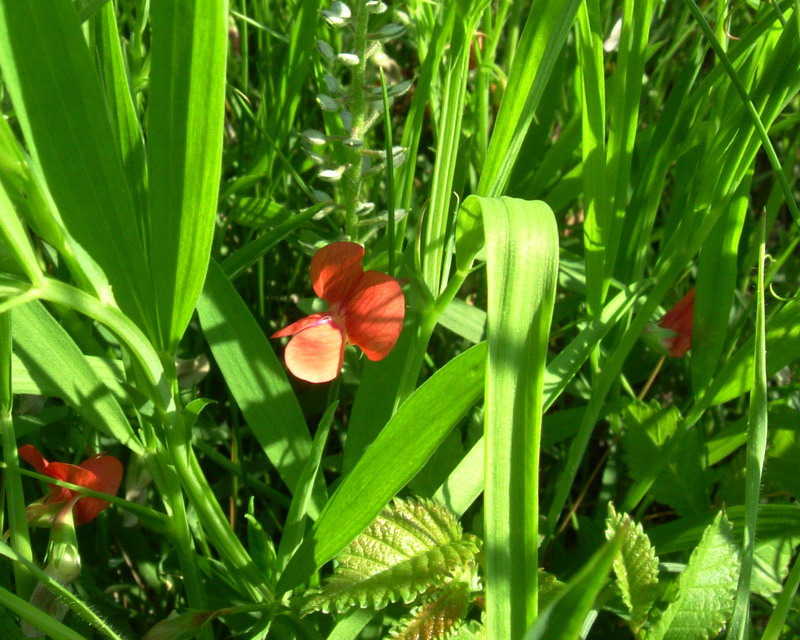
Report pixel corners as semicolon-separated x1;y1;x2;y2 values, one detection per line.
621;402;710;515
387;582;472;640
605;504;659;634
648;511;739;640
299;497;481;615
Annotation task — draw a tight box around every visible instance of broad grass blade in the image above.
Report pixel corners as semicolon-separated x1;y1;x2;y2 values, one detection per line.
0;0;154;335
197;261;321;506
13;301;143;454
147;1;228;351
478;196;558;635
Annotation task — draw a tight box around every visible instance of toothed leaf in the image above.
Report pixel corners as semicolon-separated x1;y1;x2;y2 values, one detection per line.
300;498;481;615
388;581;471;640
448;621;485;640
605;504;659;633
647;511;739;640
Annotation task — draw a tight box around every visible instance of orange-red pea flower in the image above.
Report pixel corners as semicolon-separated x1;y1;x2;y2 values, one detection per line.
19;444;123;526
272;242;405;383
658;287;695;358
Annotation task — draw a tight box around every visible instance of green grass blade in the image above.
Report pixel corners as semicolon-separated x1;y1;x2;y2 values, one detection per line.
0;0;154;335
0;585;86;640
277;402;337;572
95;2;147;224
523;534;623;640
12;301;144;454
682;0;800;227
147;0;228;351
0;311;34;597
726;219;770;640
602;0;657;295
477;0;581;197
479;196;558;635
421;0;487;296
0;540;125;640
576;0;608;319
221;204;327;281
762;547;800;640
277;341;487;593
435;280;648;518
692;172;750;395
197;260;321;507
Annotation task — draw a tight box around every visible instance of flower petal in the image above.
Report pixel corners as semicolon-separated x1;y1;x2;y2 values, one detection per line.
19;445;123;525
18;444;50;476
659;287;695;358
272;313;329;339
310;242;365;306
344;271;405;361
284;318;346;383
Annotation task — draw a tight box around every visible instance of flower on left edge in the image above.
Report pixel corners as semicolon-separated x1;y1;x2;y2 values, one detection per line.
19;444;123;526
272;242;405;383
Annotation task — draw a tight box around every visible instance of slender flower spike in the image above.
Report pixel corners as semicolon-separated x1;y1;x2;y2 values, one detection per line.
658;287;695;358
272;242;405;383
19;444;123;526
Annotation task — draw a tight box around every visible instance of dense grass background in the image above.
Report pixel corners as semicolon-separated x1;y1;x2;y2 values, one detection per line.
0;0;799;637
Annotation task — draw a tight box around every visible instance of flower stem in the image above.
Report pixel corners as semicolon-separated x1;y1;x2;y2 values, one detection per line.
340;0;370;241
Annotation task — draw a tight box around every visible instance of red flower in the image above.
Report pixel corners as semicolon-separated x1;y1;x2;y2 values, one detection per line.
272;242;405;383
19;444;123;525
658;287;695;358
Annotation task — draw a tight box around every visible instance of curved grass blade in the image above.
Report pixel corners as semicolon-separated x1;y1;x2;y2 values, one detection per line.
478;196;558;636
0;0;154;336
12;301;144;454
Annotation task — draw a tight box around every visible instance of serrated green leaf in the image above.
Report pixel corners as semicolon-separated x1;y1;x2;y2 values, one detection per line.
621;402;709;515
448;621;485;640
605;504;659;633
300;498;480;615
388;582;471;640
648;511;739;640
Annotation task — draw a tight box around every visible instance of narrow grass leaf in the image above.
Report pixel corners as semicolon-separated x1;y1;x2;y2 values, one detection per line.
478;0;581;197
727;218;770;640
221;204;327;281
479;196;558;636
761;548;800;640
95;2;147;222
523;533;623;640
692;173;751;395
0;540;125;640
576;0;608;319
197;260;319;504
0;0;154;335
0;585;85;640
147;0;228;351
278;341;487;592
277;402;337;572
12;301;143;454
0;311;34;597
